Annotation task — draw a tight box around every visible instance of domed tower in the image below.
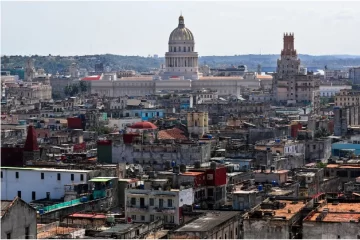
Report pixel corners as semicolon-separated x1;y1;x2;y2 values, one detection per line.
161;15;200;80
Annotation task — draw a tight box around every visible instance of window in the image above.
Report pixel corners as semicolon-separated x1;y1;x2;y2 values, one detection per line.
57;173;61;181
140;198;145;207
141;215;145;221
41;173;44;179
164;215;168;222
131;197;136;205
159;199;164;208
170;215;175;223
150;198;154;206
131;215;136;220
15;172;19;179
168;199;173;207
7;233;11;239
1;171;2;178
236;228;238;236
71;174;74;181
32;191;36;201
80;174;84;181
25;227;30;239
150;215;154;222
18;191;21;198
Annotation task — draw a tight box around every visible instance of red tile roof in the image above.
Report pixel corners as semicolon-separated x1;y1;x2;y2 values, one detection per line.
129;121;157;129
158;128;187;140
81;75;101;81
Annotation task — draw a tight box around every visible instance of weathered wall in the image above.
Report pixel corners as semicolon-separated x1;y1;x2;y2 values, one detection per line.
1;200;37;239
243;219;289;239
303;221;360;239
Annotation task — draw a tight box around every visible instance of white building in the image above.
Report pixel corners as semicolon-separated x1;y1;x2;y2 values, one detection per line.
319;84;352;97
125;188;193;225
1;167;90;203
89;15;263;99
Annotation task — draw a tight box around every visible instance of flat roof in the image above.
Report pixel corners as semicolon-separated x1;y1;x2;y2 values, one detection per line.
175;211;240;232
306;202;360;223
0;166;90;173
89;177;117;182
181;172;204;176
326;164;360;169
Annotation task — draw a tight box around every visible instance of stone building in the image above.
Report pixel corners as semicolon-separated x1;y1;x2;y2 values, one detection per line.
89;15;261;99
273;33;320;112
1;197;37;239
303;198;360;239
186;111;209;136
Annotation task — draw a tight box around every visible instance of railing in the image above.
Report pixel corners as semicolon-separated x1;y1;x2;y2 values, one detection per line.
42;198;82;212
153;207;176;214
93;190;106;199
126;206;149;213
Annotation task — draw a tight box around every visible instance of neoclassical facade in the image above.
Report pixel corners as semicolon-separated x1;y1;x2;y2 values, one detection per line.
89;15;261;98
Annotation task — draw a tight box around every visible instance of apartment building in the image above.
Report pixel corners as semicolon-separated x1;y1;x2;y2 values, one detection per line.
125;188;194;226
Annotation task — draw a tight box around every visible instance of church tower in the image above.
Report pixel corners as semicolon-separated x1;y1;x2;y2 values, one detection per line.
23;125;40;162
276;33;301;78
25;58;35;82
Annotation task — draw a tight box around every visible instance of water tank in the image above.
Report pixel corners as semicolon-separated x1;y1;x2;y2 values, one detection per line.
258;185;263;191
272;181;277;186
171;161;176;167
39;209;44;214
106;214;115;223
210;162;217;169
194;161;201;168
81;196;88;202
180;164;187;173
275;139;281;143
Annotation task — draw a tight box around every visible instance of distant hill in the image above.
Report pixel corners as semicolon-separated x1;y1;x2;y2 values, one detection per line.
2;54;360;74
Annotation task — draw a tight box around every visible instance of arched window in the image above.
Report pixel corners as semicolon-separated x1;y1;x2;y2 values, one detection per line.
170;46;172;52
188;47;190;52
183;47;186;52
174;48;176;52
178;47;181;51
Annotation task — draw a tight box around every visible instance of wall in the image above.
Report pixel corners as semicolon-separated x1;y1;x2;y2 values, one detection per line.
1;199;37;239
1;168;90;202
303;221;360;239
243;219;290;239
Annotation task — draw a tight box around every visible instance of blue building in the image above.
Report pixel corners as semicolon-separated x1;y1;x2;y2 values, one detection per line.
120;109;165;121
332;136;360;157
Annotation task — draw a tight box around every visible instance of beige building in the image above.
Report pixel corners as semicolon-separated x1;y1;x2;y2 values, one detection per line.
6;82;52;101
273;33;320;111
335;89;360;107
187;111;209;136
89;15;262;99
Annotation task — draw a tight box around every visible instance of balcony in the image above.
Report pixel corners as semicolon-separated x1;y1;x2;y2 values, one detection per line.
126;205;149;213
153;207;176;214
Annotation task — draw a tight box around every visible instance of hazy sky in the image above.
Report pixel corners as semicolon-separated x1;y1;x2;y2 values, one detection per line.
2;1;360;56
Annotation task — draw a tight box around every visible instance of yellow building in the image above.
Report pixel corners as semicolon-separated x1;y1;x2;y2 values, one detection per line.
187;112;209;136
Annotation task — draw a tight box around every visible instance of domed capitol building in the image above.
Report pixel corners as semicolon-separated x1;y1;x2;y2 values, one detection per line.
89;15;268;97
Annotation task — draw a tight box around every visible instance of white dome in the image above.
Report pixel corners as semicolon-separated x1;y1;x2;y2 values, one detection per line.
169;16;194;42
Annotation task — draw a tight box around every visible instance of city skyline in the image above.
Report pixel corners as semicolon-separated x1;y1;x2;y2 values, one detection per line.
2;1;360;56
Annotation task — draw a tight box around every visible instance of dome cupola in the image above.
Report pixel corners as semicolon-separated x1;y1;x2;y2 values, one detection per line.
169;15;194;42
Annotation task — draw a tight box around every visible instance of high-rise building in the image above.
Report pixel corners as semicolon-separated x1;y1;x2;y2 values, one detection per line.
349;67;360;85
273;33;320;112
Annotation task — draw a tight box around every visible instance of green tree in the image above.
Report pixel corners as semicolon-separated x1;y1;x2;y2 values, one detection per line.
79;81;88;93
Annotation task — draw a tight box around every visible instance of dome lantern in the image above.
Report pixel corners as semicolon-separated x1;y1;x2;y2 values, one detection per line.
179;15;185;28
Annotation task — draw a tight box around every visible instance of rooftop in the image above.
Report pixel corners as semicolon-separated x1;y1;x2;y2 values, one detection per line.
175;211;240;232
0;166;90;173
306;202;360;223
